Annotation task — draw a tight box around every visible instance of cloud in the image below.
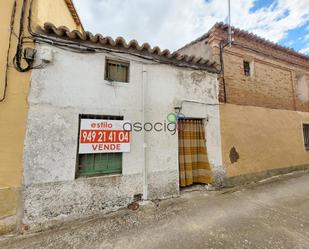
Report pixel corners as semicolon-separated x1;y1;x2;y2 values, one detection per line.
299;29;309;55
300;33;309;55
73;0;309;52
299;46;309;54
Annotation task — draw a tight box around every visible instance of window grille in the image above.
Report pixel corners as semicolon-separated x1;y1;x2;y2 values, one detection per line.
243;60;251;76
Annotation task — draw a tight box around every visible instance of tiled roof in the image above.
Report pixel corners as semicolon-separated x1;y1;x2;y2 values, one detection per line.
64;0;83;29
40;23;220;72
179;22;309;61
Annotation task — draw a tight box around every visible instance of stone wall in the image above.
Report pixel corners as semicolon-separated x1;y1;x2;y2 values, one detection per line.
218;33;309;111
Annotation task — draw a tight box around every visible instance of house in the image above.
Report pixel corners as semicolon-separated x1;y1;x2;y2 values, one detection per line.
20;23;223;230
0;0;83;234
178;22;309;185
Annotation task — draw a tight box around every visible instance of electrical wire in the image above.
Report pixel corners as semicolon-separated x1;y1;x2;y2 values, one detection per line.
14;0;34;72
1;0;17;102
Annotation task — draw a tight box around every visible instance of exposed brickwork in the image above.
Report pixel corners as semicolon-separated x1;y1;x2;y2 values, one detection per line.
179;25;309;112
223;50;297;110
214;29;309;111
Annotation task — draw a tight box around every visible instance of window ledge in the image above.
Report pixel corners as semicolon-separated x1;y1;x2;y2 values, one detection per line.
76;173;122;180
104;80;130;85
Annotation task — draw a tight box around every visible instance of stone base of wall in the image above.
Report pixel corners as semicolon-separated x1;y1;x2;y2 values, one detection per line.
210;165;226;189
224;164;309;187
22;170;181;232
23;174;144;231
148;170;179;200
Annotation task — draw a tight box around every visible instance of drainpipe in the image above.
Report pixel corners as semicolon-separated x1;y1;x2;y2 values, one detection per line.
220;41;227;103
141;65;148;200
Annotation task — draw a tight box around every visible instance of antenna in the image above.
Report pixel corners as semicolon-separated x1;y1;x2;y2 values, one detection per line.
228;0;232;47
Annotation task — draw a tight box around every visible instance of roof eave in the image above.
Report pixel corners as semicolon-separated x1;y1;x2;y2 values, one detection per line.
37;23;220;74
64;0;84;31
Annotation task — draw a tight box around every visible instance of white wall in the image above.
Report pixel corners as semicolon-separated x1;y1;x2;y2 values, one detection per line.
178;41;213;60
23;44;223;226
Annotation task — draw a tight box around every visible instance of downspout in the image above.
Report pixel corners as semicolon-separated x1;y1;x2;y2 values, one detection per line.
141;65;148;200
220;41;227;103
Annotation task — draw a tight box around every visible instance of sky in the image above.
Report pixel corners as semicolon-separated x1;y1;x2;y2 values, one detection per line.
73;0;309;54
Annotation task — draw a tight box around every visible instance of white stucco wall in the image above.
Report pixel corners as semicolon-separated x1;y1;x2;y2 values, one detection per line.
23;44;223;226
178;41;213;60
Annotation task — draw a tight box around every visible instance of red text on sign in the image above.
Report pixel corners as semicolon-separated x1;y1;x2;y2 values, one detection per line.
80;130;130;143
92;144;121;151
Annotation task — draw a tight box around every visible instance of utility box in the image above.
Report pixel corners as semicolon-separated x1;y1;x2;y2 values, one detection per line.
40;46;53;63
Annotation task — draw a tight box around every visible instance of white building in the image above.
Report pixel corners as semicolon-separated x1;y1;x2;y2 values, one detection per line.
22;23;224;228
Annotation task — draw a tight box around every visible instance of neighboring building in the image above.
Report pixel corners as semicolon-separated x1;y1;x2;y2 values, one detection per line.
178;22;309;185
21;23;223;230
0;0;83;234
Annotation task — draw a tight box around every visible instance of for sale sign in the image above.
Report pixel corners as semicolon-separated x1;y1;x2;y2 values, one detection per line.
79;119;130;154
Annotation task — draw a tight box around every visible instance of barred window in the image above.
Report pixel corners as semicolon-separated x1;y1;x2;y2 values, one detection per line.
243;60;251;76
77;114;123;177
105;59;129;83
303;124;309;150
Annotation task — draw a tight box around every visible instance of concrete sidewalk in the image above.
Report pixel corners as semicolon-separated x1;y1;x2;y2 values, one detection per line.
1;171;309;249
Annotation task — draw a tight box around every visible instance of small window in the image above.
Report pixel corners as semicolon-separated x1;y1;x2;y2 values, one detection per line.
303;124;309;150
296;73;307;100
243;60;251;76
105;59;129;82
77;114;123;177
296;73;305;84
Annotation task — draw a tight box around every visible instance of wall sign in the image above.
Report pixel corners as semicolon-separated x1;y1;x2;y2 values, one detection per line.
79;119;130;154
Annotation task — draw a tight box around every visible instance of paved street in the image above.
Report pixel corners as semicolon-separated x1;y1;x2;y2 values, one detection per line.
1;172;309;249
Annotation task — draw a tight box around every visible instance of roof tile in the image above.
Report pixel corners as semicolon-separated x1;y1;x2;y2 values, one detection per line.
179;22;309;61
40;22;220;73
